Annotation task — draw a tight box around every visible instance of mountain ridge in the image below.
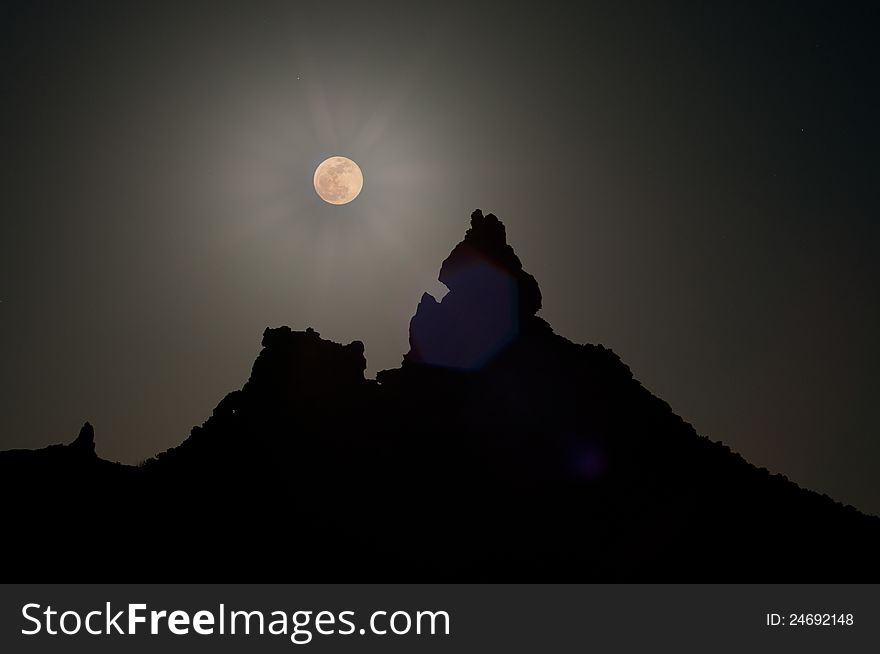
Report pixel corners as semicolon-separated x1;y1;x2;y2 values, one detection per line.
1;209;877;581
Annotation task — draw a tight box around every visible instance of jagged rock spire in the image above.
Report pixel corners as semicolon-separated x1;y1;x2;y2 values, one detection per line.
405;209;541;370
439;209;541;318
71;421;96;455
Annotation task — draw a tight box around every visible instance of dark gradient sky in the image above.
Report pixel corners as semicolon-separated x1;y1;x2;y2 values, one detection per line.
1;1;878;513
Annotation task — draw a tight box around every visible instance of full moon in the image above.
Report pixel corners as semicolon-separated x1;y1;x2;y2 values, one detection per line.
313;156;364;205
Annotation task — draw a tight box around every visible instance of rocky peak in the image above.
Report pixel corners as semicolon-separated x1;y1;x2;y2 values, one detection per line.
439;209;541;318
70;421;96;456
405;209;542;370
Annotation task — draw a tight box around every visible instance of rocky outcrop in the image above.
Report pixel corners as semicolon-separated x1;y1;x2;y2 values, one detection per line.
70;421;96;456
246;326;367;398
405;209;543;370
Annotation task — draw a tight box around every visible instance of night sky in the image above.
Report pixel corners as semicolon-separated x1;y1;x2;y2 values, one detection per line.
1;1;878;514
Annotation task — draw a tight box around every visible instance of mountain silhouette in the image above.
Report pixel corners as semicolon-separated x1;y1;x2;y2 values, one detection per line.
1;209;877;581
